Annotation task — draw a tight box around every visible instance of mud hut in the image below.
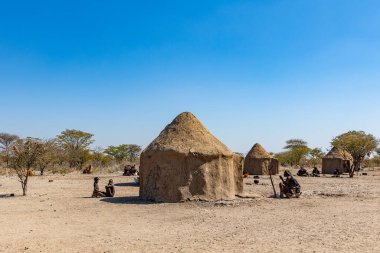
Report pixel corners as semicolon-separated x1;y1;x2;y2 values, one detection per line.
322;147;353;174
139;112;243;202
243;143;279;175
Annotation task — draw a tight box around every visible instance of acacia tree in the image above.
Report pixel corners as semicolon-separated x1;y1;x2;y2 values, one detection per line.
331;131;379;177
57;129;94;169
0;132;20;166
104;145;130;162
36;139;59;175
89;148;112;167
275;151;293;166
283;139;310;166
128;144;142;162
308;148;325;167
11;138;43;196
104;144;142;163
284;139;308;150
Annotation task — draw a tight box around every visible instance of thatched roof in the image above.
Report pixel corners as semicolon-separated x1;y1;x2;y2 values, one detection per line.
143;112;232;156
246;143;272;159
324;147;353;160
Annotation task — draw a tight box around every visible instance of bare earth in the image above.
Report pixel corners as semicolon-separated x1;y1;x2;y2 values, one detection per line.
0;169;379;253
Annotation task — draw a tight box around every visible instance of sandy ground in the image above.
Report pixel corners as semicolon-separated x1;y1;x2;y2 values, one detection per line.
0;169;379;253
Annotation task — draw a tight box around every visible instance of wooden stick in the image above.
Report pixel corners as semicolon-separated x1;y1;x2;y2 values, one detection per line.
268;163;277;198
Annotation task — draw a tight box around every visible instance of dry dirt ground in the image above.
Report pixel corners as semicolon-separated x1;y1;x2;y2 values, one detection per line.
0;169;379;253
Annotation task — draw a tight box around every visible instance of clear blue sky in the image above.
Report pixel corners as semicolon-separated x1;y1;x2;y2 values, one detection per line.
1;0;379;154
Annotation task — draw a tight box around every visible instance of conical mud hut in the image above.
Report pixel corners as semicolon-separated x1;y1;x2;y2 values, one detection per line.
243;143;279;175
139;112;243;202
322;147;353;174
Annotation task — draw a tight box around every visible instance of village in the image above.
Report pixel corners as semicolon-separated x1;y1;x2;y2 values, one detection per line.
1;112;379;252
1;1;380;252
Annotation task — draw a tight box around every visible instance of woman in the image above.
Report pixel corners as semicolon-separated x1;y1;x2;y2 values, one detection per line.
279;170;301;198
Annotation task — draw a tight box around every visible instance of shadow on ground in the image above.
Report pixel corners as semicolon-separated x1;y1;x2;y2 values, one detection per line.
100;196;155;205
114;182;139;187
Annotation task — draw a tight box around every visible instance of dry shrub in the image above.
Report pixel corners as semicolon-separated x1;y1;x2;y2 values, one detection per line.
91;164;122;174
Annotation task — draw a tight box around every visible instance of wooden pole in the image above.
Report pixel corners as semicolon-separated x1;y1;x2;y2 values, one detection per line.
268;163;277;198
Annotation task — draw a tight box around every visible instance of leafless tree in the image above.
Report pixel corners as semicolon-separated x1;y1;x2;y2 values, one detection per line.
0;132;20;166
11;138;43;196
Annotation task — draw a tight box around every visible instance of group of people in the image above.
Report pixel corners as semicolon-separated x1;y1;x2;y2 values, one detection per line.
92;177;115;198
123;164;138;176
90;165;309;199
297;166;321;177
91;164;140;198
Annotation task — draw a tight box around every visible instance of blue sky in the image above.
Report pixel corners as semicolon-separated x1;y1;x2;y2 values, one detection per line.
1;0;379;154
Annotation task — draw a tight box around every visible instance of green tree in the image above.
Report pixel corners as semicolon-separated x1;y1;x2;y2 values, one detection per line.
128;144;142;161
308;148;325;167
104;144;142;162
283;139;310;166
331;131;379;177
275;151;293;166
36;139;60;175
88;147;113;167
0;132;20;166
104;145;129;162
57;129;94;168
11;138;44;196
284;139;308;150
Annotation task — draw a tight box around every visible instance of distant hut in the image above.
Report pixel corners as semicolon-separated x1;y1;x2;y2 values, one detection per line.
322;147;353;174
139;112;243;202
244;143;279;175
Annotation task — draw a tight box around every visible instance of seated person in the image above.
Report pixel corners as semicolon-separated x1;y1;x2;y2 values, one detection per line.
83;165;92;174
297;166;309;177
92;177;107;198
129;165;138;176
279;170;301;198
311;167;320;177
123;165;138;176
123;165;131;176
333;168;341;177
105;179;115;197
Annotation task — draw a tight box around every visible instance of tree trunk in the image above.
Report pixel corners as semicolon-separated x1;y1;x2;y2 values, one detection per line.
350;160;361;178
40;166;45;176
349;166;355;178
22;178;28;196
22;169;29;196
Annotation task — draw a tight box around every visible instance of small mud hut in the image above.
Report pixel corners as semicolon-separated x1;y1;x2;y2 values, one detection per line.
322;147;353;174
243;143;279;175
139;112;243;202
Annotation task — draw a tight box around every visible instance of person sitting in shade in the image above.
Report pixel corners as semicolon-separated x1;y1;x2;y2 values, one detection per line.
123;165;138;176
311;167;321;177
297;166;309;177
333;168;341;177
279;170;302;198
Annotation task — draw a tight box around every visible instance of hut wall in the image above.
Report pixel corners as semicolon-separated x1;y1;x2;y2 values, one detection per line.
244;158;276;175
322;158;347;174
232;153;244;195
270;159;280;174
140;151;242;202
